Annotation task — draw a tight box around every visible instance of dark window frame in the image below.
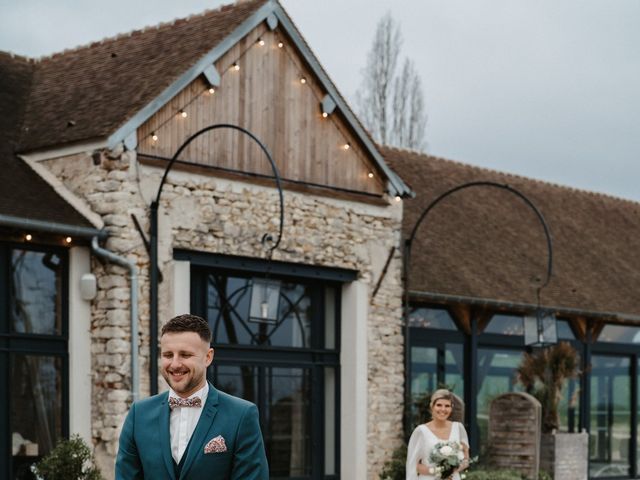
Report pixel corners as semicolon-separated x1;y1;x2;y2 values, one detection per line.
0;241;69;480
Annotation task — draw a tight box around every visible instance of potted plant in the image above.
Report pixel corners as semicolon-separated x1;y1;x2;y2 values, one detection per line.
516;341;587;479
31;434;102;480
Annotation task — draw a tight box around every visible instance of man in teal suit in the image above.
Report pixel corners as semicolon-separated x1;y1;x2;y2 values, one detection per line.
116;314;269;479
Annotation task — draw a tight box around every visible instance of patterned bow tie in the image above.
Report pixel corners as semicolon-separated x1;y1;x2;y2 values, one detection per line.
168;396;202;410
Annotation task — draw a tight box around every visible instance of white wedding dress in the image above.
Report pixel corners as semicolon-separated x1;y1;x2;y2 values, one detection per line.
406;421;469;480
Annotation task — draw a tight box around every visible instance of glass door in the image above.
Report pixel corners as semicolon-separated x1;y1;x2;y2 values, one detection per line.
409;340;464;425
589;355;631;478
476;347;524;453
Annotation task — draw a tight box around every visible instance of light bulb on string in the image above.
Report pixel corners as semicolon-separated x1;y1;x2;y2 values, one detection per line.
257;37;265;46
180;110;187;118
151;132;158;141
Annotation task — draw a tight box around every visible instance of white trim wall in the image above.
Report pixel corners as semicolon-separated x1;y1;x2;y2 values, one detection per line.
68;246;92;445
340;280;368;479
173;260;191;316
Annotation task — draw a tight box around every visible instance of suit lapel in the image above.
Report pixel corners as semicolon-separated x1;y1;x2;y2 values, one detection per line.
158;392;176;480
179;383;219;479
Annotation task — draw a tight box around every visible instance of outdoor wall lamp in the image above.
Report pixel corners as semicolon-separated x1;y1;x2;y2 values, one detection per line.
524;309;558;347
249;277;281;324
149;123;284;395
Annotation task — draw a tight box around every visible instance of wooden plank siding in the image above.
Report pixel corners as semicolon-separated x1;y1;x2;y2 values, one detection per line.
137;24;385;197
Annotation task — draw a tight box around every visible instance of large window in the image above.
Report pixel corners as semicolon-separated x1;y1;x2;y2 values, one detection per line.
1;244;68;480
409;307;465;426
190;257;344;480
409;307;583;455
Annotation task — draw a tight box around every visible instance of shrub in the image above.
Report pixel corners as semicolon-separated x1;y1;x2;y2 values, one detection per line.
464;468;524;480
379;444;406;480
31;434;102;480
465;467;551;480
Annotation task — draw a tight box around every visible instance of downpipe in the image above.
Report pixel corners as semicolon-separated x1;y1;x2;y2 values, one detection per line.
91;237;140;401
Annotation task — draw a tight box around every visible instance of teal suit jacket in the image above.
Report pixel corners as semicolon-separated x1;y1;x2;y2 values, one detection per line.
115;383;269;479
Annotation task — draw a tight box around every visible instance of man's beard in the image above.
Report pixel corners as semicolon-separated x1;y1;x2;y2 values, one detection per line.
164;369;202;395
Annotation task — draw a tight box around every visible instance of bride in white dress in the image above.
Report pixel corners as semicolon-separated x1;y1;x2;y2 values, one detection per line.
406;389;470;480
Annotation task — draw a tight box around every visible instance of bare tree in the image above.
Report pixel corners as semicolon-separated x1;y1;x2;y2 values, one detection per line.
355;13;428;151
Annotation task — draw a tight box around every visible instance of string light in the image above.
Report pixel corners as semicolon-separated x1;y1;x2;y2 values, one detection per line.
142;29;381;188
395;196;401;202
65;236;73;244
25;234;32;241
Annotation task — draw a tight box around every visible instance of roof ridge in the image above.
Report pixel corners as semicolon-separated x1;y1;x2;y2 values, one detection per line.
31;0;259;62
383;144;640;207
0;50;37;63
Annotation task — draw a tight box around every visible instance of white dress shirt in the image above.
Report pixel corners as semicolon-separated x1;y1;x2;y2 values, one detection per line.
169;383;208;464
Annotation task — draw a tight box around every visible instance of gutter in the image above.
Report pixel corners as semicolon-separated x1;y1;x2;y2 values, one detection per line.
0;214;107;240
409;290;640;324
91;237;140;401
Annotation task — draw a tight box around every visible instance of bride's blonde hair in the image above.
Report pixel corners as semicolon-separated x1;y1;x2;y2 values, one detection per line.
429;389;454;411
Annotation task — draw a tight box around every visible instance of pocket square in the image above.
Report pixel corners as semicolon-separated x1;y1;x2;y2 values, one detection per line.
204;435;227;454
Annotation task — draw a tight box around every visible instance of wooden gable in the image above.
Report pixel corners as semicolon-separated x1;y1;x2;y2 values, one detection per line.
137;22;385;199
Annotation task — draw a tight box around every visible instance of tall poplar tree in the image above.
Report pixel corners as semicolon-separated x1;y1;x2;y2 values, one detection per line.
355;13;428;151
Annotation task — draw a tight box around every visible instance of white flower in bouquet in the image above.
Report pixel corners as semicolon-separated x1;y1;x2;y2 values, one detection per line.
439;445;453;456
428;441;464;479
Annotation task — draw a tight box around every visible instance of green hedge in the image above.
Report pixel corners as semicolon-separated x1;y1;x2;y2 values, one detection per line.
465;467;551;480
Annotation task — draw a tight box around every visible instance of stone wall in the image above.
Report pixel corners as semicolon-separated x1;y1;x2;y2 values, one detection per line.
43;147;405;479
43;147;150;476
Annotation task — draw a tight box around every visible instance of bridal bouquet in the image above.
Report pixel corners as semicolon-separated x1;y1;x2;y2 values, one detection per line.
427;441;465;479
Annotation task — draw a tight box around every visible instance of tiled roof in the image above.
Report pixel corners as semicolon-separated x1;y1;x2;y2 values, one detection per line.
16;0;267;152
0;52;94;229
383;145;640;319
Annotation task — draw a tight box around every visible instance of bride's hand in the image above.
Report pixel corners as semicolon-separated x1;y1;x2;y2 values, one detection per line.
416;461;430;475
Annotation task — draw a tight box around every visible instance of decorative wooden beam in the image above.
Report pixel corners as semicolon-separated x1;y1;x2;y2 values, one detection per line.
476;310;494;335
449;304;471;335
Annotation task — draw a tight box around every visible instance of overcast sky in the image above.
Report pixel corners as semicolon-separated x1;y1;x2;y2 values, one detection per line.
1;0;638;201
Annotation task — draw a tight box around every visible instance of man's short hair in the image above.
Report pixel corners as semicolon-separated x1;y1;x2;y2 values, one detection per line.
161;314;212;344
